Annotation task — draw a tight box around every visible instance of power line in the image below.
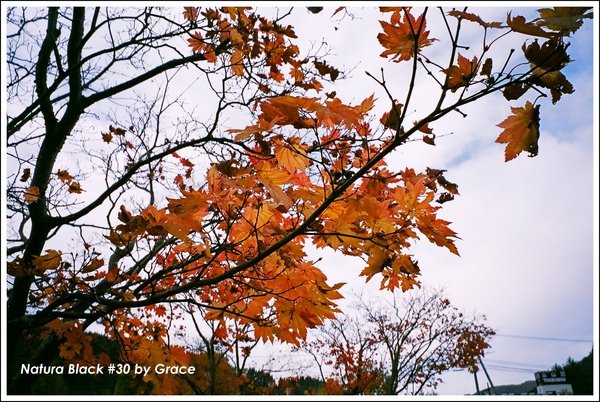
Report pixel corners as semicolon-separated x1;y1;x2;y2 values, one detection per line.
495;333;593;343
484;364;538;373
486;359;548;369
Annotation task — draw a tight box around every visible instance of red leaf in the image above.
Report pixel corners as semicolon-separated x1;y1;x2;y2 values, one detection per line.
332;7;345;17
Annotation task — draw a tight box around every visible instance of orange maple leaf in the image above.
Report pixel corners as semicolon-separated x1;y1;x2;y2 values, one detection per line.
275;141;309;173
231;48;244;76
187;32;204;53
495;101;540;161
182;6;198;22
167;188;209;218
445;54;478;92
378;10;435;62
154;305;167;317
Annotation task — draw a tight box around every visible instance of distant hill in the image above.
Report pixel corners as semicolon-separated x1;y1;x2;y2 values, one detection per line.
475;380;536;395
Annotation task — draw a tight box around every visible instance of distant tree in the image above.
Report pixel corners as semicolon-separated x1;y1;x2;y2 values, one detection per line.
298;312;385;395
185;303;260;394
5;5;591;394
240;368;276;395
299;288;495;395
274;375;326;395
563;350;593;395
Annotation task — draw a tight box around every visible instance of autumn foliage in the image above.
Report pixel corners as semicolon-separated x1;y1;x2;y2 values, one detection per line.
298;289;495;395
5;5;592;394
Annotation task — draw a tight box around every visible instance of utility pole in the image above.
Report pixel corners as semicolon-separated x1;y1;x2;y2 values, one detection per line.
473;370;481;395
479;357;496;395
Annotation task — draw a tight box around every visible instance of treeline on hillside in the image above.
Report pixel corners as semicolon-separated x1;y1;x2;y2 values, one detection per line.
562;349;594;395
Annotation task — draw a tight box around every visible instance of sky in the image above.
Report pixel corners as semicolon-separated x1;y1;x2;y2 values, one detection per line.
2;2;598;399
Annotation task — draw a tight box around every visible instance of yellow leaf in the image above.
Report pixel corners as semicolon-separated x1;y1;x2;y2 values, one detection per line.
536;7;592;35
256;165;291;185
24;186;40;203
275;145;309;173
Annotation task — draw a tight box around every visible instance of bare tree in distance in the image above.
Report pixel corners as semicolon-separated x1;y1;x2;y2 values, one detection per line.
298;287;495;395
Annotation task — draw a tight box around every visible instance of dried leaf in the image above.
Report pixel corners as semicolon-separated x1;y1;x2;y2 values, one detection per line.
67;181;83;194
118;205;133;223
109;125;126;136
502;82;529;101
7;258;28;277
507;13;554;38
182;7;199;23
24;186;40;204
437;175;459;195
33;249;62;272
332;7;345;17
445;54;478;92
447;10;502;28
437;192;455;204
480;58;493;77
56;169;74;183
20;168;31;182
82;258;104;274
414;120;433;134
423;134;436;146
381;102;403;130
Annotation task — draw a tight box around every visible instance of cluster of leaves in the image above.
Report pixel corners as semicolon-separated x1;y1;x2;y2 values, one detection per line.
442;7;591;161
